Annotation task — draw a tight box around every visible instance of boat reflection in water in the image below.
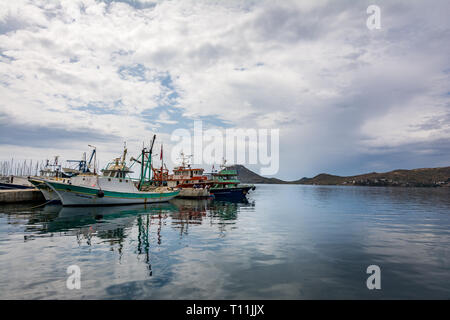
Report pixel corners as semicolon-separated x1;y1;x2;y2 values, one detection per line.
19;198;254;278
170;197;252;236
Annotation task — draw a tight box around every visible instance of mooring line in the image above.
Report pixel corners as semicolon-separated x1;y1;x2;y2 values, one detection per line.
2;199;56;212
26;199;55;209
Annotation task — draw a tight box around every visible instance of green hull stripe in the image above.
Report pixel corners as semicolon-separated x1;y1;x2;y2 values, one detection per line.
47;181;179;199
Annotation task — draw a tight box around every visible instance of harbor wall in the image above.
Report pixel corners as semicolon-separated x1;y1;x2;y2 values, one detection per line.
0;189;44;203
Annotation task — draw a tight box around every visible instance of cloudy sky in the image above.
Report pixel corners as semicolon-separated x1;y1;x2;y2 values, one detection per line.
0;0;449;180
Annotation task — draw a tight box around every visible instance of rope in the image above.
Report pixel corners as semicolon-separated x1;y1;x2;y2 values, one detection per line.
27;199;56;209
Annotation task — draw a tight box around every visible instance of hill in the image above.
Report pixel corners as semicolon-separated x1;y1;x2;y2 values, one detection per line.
230;165;450;187
228;165;286;184
294;167;450;187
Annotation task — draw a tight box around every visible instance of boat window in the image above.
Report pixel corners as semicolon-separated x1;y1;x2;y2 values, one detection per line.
125;180;128;183
119;179;122;182
108;178;111;181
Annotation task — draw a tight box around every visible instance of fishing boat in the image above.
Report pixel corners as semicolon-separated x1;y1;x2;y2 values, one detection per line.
208;160;255;200
42;141;179;206
28;152;95;203
153;152;211;199
0;176;35;190
28;156;67;203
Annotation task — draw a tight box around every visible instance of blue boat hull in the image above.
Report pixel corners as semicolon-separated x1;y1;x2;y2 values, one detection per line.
210;186;254;200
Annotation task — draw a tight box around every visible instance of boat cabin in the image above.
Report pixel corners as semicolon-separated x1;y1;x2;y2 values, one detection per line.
101;157;133;179
210;169;241;187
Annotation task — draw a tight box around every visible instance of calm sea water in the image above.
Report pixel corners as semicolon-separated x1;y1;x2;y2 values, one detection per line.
0;184;449;299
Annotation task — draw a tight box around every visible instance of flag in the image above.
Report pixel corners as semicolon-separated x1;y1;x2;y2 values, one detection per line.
160;144;163;160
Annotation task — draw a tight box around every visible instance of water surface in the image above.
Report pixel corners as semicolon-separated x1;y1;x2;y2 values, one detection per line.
0;184;449;299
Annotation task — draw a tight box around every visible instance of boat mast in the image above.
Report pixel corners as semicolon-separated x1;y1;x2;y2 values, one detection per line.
139;135;156;190
140;142;145;187
160;144;163;186
88;145;97;174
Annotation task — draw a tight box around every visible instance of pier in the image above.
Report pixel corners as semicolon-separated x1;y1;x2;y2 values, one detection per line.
0;173;45;204
0;189;44;204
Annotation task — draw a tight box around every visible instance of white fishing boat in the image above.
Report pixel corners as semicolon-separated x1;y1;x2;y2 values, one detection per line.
42;142;179;206
28;151;95;203
28;156;66;203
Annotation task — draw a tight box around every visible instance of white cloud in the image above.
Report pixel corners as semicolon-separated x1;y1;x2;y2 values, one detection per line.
0;0;449;178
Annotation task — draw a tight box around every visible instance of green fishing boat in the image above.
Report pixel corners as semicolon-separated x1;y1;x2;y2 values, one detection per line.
209;160;255;200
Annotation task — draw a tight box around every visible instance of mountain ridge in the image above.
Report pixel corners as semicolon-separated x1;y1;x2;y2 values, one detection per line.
229;165;450;187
